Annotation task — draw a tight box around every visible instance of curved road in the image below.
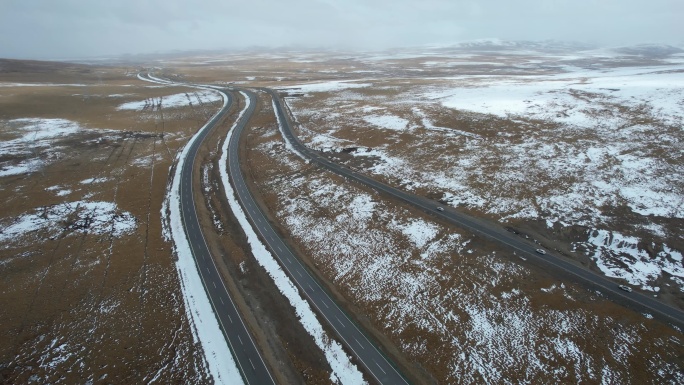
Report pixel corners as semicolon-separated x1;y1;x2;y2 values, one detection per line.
140;74;276;385
228;90;410;385
265;88;684;331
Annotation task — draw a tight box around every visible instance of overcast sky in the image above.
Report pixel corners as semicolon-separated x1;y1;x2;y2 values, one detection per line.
0;0;682;59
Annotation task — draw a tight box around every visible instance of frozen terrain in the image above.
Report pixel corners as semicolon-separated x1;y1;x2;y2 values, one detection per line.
283;57;684;294
0;200;137;247
116;90;221;111
428;66;684;132
252;113;683;385
0;118;115;177
578;229;684;292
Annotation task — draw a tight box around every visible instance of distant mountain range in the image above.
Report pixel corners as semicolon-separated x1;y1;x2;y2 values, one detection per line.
426;39;684;57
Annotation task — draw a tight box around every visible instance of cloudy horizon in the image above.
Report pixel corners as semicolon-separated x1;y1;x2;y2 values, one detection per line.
1;0;682;60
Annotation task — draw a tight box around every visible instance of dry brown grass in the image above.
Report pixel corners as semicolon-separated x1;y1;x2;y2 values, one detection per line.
0;63;220;383
0;59;360;384
240;90;684;385
80;49;683;384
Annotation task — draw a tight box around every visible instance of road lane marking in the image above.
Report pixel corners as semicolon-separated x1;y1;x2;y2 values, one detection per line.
375;360;387;374
354;337;364;349
238;335;243;345
297;270;303;277
335;315;345;328
213;281;217;289
220;297;224;305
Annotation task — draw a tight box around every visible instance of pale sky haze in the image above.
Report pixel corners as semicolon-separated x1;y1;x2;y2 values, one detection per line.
0;0;682;59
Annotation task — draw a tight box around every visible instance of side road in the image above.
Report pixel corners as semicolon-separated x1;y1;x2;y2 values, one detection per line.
229;89;410;385
140;74;276;385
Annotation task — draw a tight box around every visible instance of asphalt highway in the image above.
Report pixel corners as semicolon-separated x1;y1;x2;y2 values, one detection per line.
229;90;410;385
265;88;684;331
139;74;276;385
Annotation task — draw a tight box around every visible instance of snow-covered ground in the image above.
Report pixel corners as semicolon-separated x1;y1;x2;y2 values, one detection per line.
428;66;684;130
0;118;116;177
577;229;684;292
0;200;137;248
278;80;371;94
252;113;684;385
363;114;411;131
285;59;684;294
116;90;221;111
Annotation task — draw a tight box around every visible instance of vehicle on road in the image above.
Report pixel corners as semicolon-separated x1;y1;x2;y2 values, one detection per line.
535;248;546;255
619;285;633;293
436;207;445;211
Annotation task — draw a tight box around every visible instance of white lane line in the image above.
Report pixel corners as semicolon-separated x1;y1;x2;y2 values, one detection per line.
335;315;345;328
276;245;283;253
375;360;387;374
297;270;303;277
238;335;243;345
322;300;329;309
249;358;256;370
220;297;225;305
213;281;217;289
354;337;364;349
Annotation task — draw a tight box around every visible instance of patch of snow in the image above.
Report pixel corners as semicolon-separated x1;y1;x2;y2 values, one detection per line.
307;133;350;151
80;177;109;185
0;118;116;176
361;106;384;113
280;80;372;93
131;153;163;168
0;118;82;158
395;219;439;249
581;229;684;291
116;90;221;111
347;194;375;222
0;201;137;247
55;189;72;196
363;114;410;131
0;158;43;177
